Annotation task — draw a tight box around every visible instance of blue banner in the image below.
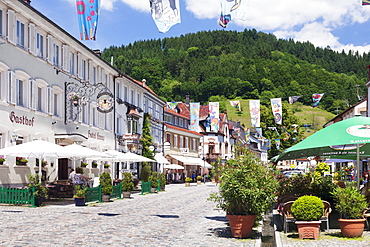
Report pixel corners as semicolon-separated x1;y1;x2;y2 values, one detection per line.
76;0;100;40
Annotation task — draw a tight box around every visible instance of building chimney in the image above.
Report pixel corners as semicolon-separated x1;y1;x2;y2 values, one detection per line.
23;0;31;4
93;49;101;57
142;79;146;87
185;93;190;105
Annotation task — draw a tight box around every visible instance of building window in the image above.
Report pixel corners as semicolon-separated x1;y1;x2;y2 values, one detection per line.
137;93;141;108
175;117;178;126
36;33;43;58
0;9;3;38
174;135;178;148
127;117;138;134
124;86;128;101
180;136;183;148
82;60;86;80
116;83;121;99
179;118;183;127
70;52;74;75
82;104;88;124
185;137;189;148
16;20;25;49
53;92;59;117
37;87;42;111
131;89;134;104
93;107;97;127
16;79;25;106
117;117;122;134
192;139;196;151
53;44;59;66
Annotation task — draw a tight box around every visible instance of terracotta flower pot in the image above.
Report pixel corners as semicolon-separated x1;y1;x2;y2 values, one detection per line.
227;214;257;238
338;218;366;238
295;221;321;240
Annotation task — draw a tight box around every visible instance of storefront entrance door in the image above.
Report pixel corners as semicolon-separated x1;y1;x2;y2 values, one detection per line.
58;158;69;180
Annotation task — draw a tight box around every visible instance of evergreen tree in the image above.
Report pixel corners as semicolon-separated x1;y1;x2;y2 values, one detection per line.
140;113;154;159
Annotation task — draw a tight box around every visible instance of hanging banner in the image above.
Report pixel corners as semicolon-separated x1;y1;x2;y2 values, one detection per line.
289;95;302;104
166;102;179;111
312;93;324;107
275;139;281;150
271;98;283;125
255;128;262;137
190;102;200;132
249;100;260;128
292;124;298;133
219;0;247;28
76;0;100;40
209;102;220;132
244;127;250;144
150;0;181;33
281;126;290;141
363;0;370;5
229;101;241;111
266;139;271;150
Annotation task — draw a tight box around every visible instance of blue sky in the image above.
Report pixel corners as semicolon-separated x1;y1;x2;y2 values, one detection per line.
30;0;370;54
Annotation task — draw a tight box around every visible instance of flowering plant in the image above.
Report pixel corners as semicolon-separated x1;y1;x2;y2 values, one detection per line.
92;162;98;168
80;162;88;167
104;163;110;168
0;156;5;162
16;157;28;164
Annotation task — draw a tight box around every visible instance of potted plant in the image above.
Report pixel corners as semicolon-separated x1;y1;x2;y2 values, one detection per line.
185;177;192;187
149;171;159;193
291;195;324;240
80;161;88;168
122;172;134;198
92;161;98;168
196;175;202;185
104;163;110;169
16;157;28;166
74;186;87;206
27;174;48;206
331;184;368;237
0;155;5;165
99;172;113;202
209;147;278;238
159;173;166;191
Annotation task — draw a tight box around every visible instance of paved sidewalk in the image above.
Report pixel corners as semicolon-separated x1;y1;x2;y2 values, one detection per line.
0;183;260;247
273;210;370;247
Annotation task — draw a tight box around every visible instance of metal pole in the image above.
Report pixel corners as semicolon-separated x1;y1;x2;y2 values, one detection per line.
357;144;360;189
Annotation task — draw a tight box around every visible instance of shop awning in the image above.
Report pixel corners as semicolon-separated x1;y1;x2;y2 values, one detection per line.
154;153;170;164
169;155;212;168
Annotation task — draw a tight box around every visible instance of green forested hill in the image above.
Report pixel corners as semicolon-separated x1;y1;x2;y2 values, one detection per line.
102;29;368;115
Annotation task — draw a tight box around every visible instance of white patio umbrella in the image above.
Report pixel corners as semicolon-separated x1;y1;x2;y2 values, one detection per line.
62;144;111;170
120;152;156;163
0;140;76;183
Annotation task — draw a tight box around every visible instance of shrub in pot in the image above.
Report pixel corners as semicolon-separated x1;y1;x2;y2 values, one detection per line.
159;173;166;190
122;172;134;198
27;174;48;207
291;195;324;239
74;186;87;206
209;148;278;238
331;184;368;237
196;175;202;184
99;172;113;202
185;177;192;186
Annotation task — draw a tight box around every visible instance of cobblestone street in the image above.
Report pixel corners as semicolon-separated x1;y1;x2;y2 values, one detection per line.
0;183;258;247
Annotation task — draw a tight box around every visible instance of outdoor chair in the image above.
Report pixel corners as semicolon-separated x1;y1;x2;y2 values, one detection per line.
363;208;370;230
320;201;332;232
282;201;296;233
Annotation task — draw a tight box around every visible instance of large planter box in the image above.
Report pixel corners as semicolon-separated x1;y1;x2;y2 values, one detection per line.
295;221;321;240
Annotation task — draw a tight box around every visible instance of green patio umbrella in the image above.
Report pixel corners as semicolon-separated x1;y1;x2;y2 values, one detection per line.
277;116;370;188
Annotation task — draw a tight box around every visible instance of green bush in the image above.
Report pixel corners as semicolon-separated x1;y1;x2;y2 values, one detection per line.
331;185;367;219
149;171;158;188
196;175;202;181
99;172;113;195
159;173;166;187
74;186;87;198
27;174;48;198
140;165;151;182
122;172;134;192
209;148;278;215
291;195;324;221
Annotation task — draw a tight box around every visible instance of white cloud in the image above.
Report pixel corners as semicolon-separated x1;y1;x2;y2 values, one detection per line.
119;0;150;12
185;0;219;19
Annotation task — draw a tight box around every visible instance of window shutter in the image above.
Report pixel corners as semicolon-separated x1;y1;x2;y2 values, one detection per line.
7;70;16;104
47;87;54;115
7;10;15;44
62;45;70;72
77;53;82;79
47;35;53;64
28;23;36;54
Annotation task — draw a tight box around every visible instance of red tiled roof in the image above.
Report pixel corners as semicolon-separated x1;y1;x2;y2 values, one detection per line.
165;123;202;136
